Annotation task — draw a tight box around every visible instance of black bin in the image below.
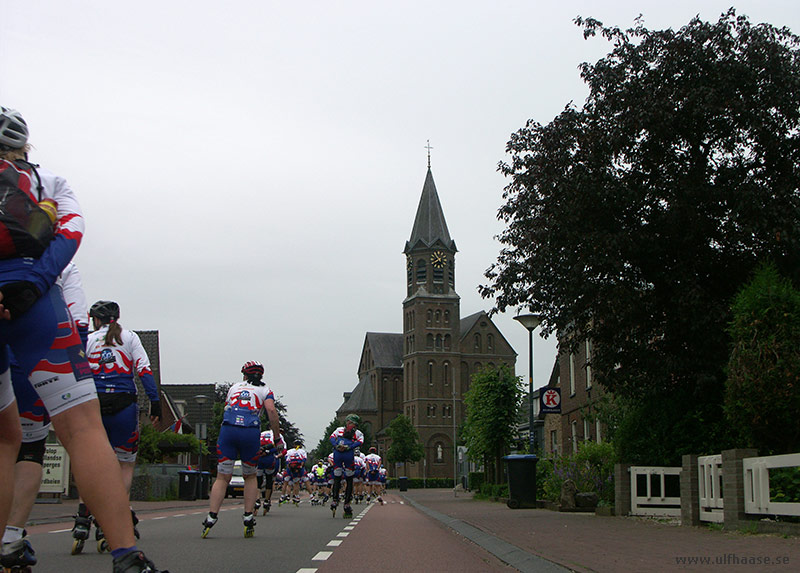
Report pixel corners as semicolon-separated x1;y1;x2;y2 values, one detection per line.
503;454;539;509
178;470;199;501
198;471;211;499
398;476;408;492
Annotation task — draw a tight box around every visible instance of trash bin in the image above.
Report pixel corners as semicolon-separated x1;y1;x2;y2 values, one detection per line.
398;476;408;492
178;470;199;501
198;471;211;499
503;454;539;509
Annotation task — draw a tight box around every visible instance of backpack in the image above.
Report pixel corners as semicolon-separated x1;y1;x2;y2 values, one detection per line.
0;158;54;259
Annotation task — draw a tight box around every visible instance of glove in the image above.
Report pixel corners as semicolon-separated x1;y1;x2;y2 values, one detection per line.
150;401;162;420
0;281;41;319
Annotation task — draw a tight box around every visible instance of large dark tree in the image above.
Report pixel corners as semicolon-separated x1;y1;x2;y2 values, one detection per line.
481;11;800;463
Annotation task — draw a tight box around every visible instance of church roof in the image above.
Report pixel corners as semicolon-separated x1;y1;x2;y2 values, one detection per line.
404;168;457;253
365;332;404;369
459;311;485;340
338;372;378;413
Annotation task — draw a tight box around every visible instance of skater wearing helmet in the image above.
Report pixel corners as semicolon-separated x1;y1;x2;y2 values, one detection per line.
81;300;162;551
365;446;385;505
0;107;166;572
328;414;364;518
202;361;281;538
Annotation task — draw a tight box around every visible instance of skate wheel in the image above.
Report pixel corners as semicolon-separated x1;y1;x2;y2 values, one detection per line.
97;539;109;553
202;527;211;539
71;538;85;555
244;527;254;538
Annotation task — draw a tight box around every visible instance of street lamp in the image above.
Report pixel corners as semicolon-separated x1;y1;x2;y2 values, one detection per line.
513;313;542;455
193;394;210;471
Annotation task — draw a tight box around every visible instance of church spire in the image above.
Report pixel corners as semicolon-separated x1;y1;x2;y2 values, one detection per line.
404;168;457;254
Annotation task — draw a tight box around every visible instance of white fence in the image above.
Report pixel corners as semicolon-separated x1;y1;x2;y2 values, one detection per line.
630;466;682;517
744;453;800;517
698;454;723;523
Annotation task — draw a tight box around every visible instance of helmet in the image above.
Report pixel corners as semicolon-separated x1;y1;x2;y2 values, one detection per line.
345;414;361;426
369;446;377;453
0;107;28;149
89;300;120;322
241;361;264;378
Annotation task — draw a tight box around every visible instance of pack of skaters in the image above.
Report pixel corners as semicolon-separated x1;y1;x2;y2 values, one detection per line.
78;300;163;553
0;107;167;573
2;264;88;571
328;414;364;518
202;361;281;538
254;429;283;516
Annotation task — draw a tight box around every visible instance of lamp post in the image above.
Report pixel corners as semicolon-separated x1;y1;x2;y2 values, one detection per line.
513;313;542;455
193;394;210;471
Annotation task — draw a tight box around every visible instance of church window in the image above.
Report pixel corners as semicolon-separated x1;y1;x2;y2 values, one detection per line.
474;333;482;352
435;310;441;324
435;334;442;350
426;310;432;326
416;259;426;283
428;361;434;385
444;310;450;326
444;334;451;351
426;334;433;350
443;362;450;386
431;404;436;418
448;262;454;287
407;264;413;286
433;266;444;283
487;334;494;352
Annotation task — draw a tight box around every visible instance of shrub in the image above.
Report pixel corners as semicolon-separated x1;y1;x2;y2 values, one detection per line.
468;471;485;492
541;442;616;504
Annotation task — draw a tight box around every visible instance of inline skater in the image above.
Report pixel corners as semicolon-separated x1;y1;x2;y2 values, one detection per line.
328;414;364;518
310;459;326;505
285;441;312;505
365;447;384;504
255;429;282;515
83;300;162;551
202;361;281;538
0;107;166;573
353;449;367;504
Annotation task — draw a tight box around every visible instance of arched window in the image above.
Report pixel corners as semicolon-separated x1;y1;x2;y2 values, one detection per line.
444;310;450;326
474;333;482;352
444;334;451;350
426;334;434;350
435;334;442;350
426;310;432;326
487;334;494;352
434;310;441;324
443;361;450;386
416;259;427;283
428;361;434;385
431;404;436;418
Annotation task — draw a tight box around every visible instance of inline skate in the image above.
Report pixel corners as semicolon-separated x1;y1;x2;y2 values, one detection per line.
243;513;256;538
96;523;109;553
111;550;168;572
70;513;92;555
200;514;217;539
343;504;353;519
1;534;36;573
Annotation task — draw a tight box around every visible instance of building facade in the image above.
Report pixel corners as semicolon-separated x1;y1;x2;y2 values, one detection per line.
337;168;516;479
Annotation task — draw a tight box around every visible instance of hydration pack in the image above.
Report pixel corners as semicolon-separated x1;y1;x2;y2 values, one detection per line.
0;158;54;259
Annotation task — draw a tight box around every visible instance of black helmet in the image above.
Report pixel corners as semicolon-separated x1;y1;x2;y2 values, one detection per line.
0;107;28;149
89;300;120;322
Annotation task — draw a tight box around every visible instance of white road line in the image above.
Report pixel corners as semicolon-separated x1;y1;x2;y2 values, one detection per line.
49;529;71;534
327;540;342;547
336;531;349;537
152;516;167;520
173;514;187;517
343;526;355;531
296;569;318;572
312;551;333;561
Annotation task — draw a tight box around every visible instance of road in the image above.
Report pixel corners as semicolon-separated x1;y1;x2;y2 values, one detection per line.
23;495;515;572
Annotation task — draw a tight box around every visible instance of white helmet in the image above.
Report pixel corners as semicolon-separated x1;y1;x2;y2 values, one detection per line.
0;108;28;149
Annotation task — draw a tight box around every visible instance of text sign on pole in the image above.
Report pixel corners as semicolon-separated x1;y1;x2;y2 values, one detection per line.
40;444;70;494
540;388;562;414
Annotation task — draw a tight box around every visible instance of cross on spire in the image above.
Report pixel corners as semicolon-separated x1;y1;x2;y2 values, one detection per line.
425;139;433;169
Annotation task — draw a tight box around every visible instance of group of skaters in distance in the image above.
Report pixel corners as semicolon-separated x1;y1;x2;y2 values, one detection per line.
201;372;387;539
0;107;167;572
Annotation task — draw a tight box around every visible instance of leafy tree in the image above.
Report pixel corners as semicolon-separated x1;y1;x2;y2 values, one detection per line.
725;263;800;454
481;10;800;461
385;415;424;476
311;417;340;462
461;365;523;483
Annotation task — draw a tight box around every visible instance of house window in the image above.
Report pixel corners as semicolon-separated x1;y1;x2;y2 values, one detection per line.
571;420;578;453
585;340;592;389
583;418;591;442
569;353;576;396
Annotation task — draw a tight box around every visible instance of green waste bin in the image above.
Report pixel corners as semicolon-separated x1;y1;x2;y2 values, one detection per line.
178;470;199;501
398;476;408;492
503;454;538;509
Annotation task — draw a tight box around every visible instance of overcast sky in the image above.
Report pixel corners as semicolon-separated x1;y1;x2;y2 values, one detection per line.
3;1;798;446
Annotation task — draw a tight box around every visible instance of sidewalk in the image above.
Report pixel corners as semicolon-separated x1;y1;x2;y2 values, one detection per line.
401;489;800;572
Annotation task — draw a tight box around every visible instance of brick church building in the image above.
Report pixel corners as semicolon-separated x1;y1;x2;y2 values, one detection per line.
336;167;516;479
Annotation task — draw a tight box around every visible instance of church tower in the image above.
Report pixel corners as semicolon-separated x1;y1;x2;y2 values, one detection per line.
402;167;461;478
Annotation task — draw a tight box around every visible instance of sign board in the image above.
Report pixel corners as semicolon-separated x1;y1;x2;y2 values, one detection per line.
540;388;562;414
40;444;70;494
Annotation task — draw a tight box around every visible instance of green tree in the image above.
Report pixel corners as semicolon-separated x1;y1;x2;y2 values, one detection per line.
385;415;424;476
461;365;523;483
725;263;800;454
137;424;205;464
481;10;800;462
311;417;340;462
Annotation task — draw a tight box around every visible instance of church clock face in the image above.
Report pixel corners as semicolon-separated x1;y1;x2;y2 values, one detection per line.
431;250;447;268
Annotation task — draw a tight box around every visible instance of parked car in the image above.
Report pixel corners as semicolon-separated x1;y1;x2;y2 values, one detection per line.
226;461;245;498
